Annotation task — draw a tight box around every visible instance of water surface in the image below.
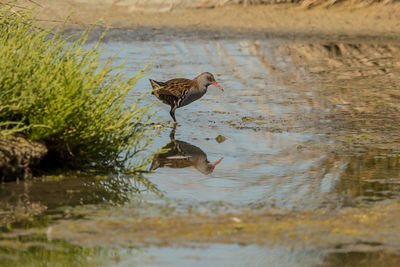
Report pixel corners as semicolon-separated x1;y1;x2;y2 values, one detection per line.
2;31;400;266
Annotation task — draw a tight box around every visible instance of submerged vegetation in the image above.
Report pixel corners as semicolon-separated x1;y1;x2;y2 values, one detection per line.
0;5;160;171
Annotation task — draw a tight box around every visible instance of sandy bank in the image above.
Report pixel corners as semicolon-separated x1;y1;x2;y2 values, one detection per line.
30;1;400;40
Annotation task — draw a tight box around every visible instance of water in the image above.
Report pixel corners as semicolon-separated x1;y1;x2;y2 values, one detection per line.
2;31;400;266
130;244;325;267
105;38;337;209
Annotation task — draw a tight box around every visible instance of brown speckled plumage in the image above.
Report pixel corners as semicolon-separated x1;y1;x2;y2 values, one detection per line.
149;72;223;123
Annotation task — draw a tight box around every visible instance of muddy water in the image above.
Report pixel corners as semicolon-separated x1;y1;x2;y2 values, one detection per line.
2;32;400;266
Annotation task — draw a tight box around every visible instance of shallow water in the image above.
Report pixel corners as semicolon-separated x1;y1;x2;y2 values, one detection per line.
2;31;400;266
111;38;400;209
107;39;335;209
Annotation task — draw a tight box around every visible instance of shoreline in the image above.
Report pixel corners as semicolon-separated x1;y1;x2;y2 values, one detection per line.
32;2;400;41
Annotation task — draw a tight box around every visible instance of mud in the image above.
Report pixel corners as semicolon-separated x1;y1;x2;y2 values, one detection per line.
23;200;400;250
0;137;47;182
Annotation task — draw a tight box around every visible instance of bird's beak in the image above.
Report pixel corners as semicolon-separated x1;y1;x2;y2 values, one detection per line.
211;81;224;92
211;157;223;167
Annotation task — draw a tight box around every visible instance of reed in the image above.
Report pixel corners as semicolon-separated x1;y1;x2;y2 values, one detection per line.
0;6;161;171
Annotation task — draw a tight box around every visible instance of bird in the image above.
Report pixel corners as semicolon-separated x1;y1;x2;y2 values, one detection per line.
149;72;223;123
150;126;223;174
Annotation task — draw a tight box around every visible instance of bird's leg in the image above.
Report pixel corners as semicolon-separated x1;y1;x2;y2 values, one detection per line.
170;106;177;123
170;123;177;140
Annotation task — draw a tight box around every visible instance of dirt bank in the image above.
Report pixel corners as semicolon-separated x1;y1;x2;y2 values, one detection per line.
30;1;400;40
0;137;47;182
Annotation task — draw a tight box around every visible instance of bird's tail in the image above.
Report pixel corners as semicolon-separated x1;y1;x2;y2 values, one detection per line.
149;79;164;95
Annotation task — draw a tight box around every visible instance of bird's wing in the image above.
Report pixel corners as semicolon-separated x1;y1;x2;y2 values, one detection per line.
150;78;194;107
153;88;175;96
153;89;179;106
150;79;176;101
163;78;194;97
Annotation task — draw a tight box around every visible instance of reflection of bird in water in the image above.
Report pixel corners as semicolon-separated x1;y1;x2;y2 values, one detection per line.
149;72;223;123
150;126;223;175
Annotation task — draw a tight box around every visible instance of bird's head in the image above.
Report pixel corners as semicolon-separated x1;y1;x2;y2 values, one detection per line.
197;72;224;92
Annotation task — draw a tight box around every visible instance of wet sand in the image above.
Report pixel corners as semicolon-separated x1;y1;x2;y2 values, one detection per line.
31;1;400;41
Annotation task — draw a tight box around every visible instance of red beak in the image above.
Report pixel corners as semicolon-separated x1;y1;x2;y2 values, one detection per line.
211;81;224;92
211;157;223;167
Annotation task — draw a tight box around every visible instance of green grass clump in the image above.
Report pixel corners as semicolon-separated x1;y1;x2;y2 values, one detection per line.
0;7;160;171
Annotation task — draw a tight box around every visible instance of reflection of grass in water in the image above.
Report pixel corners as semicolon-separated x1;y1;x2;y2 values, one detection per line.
0;233;139;267
270;41;400;150
323;251;400;267
335;151;400;202
0;172;162;230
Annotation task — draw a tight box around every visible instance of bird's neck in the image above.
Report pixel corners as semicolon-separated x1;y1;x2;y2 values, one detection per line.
193;77;208;92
